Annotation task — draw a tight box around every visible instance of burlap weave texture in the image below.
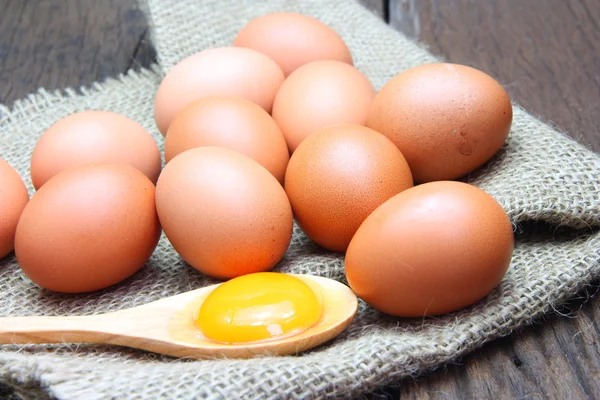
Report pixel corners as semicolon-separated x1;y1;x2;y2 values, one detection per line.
0;0;599;398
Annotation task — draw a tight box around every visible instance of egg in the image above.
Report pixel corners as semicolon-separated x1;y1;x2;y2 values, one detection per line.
233;12;352;77
367;63;513;183
15;163;161;293
164;96;289;184
272;60;376;153
30;111;161;189
155;147;293;279
195;272;322;344
154;47;285;135
0;159;29;258
345;181;514;317
285;124;413;252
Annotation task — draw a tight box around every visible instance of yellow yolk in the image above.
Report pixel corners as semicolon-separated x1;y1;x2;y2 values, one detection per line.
195;272;323;344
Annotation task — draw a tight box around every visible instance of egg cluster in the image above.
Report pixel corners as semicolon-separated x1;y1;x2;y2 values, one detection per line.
0;12;514;319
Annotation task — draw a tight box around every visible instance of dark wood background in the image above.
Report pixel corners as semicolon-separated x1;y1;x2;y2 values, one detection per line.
1;0;599;398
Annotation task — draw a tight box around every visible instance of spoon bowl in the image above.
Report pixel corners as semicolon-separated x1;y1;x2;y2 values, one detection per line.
0;274;357;359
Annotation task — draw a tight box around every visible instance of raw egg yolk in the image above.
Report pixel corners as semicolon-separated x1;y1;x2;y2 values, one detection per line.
195;272;323;344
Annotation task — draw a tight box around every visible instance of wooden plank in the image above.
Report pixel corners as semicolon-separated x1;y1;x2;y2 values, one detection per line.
0;383;13;399
388;0;600;398
0;0;153;107
397;293;600;399
358;0;386;20
389;0;420;38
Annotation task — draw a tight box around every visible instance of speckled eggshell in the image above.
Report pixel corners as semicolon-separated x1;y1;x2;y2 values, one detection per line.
164;96;289;184
285;124;413;252
345;181;514;317
233;12;353;77
30;111;161;189
15;163;161;293
367;63;513;183
155;147;293;280
272;60;376;153
154;47;285;135
0;159;29;258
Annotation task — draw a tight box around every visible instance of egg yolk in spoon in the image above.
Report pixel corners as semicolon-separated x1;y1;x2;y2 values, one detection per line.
195;272;323;344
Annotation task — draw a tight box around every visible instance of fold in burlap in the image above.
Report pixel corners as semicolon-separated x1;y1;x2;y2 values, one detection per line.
1;0;599;398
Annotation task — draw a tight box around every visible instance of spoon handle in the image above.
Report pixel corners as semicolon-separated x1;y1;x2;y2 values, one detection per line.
0;314;121;345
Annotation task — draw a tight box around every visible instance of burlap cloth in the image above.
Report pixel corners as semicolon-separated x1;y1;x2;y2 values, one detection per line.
0;0;599;398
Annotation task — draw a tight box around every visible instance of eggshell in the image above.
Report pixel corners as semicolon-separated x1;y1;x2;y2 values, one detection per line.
345;181;514;317
165;96;289;184
367;63;513;183
285;124;413;252
0;159;29;258
154;47;285;135
272;60;375;153
30;111;161;189
155;147;293;279
233;12;352;77
15;163;161;293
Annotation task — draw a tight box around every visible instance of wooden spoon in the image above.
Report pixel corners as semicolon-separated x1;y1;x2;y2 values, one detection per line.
0;274;357;359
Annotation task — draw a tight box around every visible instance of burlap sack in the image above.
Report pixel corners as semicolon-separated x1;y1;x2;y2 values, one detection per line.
1;0;599;398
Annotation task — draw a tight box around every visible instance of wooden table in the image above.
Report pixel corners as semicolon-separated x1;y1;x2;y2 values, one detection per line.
1;1;599;398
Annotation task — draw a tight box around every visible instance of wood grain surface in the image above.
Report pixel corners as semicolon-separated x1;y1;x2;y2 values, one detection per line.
1;0;599;399
0;0;152;105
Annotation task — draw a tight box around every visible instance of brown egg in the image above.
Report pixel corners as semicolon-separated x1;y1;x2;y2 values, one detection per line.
0;159;29;258
30;111;161;190
272;60;375;153
15;163;161;293
165;97;289;184
154;47;285;135
285;124;413;252
155;147;293;279
345;181;514;317
233;12;353;77
367;63;513;183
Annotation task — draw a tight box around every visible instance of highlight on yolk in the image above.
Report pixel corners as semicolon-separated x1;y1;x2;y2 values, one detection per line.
195;272;323;344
